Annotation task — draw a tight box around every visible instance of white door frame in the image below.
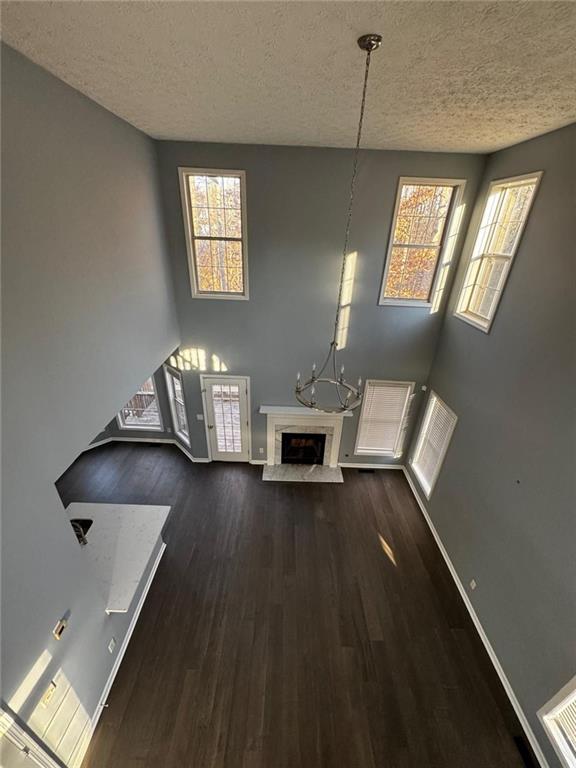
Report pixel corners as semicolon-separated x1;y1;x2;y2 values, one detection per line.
200;374;252;462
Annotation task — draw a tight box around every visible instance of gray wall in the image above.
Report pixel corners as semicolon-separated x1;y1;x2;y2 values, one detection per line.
407;123;576;767
1;43;179;731
157;141;485;462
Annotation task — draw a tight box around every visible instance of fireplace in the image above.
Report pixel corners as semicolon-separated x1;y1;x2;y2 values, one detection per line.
261;405;350;468
281;432;326;465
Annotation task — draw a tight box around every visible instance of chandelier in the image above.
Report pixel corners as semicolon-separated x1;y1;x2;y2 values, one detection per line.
295;33;382;413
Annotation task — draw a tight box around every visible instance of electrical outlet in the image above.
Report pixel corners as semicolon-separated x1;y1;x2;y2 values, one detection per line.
196;414;204;421
108;637;116;654
469;579;477;591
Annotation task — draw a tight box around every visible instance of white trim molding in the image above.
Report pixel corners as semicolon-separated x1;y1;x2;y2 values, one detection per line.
91;542;166;731
178;167;249;301
200;374;252;462
261;406;347;468
454;171;543;333
338;462;403;470
83;437;210;463
402;466;549;768
379;176;466;309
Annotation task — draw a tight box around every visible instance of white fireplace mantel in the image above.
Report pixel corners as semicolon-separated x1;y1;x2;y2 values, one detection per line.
260;405;351;468
259;405;353;417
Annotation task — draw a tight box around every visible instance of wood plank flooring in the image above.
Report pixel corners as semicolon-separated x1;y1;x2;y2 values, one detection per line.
56;443;530;768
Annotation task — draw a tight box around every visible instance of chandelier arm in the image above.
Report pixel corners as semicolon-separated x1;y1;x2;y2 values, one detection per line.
332;48;374;344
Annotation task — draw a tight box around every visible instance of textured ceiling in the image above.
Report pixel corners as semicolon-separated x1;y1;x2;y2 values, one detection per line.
1;1;575;153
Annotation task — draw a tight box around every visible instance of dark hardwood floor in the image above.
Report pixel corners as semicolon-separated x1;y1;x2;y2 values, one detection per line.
56;443;530;768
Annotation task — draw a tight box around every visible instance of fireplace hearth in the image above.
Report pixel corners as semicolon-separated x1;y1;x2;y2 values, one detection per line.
281;432;326;465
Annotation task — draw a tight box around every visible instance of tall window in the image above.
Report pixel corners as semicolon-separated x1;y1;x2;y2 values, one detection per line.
380;178;463;306
455;172;541;331
410;391;457;498
165;367;190;445
179;168;248;299
355;380;414;457
117;376;162;430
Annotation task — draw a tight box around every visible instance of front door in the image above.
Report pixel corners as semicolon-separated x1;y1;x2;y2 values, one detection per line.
202;376;250;461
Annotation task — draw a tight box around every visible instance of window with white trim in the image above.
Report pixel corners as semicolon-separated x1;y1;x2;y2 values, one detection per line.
117;376;162;430
179;168;248;299
539;675;576;768
355;380;414;457
379;178;464;306
165;367;190;445
410;391;457;497
455;172;541;331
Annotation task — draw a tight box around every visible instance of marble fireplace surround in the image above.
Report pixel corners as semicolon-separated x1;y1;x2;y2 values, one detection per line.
260;406;352;468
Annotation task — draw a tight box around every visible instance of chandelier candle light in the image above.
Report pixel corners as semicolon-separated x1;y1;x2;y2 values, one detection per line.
295;33;382;414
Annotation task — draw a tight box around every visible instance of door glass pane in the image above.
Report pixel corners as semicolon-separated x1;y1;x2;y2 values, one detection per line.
211;384;242;453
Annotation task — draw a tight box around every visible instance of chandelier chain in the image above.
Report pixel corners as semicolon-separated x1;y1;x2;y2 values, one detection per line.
334;48;373;340
295;34;381;413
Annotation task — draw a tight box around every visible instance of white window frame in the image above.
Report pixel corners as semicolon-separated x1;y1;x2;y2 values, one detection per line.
116;375;163;431
354;380;415;457
164;365;190;446
410;391;457;498
538;675;576;768
454;171;542;333
179;167;249;300
379;177;466;309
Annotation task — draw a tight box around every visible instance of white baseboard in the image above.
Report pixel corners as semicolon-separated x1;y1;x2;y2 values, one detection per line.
83;437;114;450
83;436;210;463
249;459;267;465
401;467;549;768
90;541;167;732
338;462;403;470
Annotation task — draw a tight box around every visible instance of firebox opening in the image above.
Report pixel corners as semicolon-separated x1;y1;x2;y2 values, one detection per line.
281;433;326;465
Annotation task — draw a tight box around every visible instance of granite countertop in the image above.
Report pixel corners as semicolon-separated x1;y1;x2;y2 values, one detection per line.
67;502;170;613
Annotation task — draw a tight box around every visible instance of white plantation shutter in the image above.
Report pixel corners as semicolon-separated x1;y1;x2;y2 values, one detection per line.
355;381;414;456
411;392;457;497
541;681;576;767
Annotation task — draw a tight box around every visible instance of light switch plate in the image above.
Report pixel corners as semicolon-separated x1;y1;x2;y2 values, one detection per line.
108;637;116;654
196;414;204;421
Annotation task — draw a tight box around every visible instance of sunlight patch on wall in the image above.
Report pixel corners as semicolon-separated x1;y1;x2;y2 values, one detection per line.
335;252;357;350
8;649;52;713
28;669;91;767
170;347;228;373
